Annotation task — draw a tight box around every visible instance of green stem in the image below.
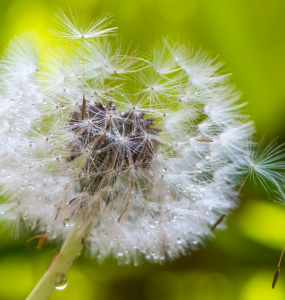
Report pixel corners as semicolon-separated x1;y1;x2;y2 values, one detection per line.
26;222;91;300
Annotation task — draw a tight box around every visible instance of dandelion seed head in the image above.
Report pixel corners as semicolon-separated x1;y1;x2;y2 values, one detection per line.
0;10;283;264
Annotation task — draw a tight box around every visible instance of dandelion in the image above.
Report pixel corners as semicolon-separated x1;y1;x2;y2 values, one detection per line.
0;9;284;300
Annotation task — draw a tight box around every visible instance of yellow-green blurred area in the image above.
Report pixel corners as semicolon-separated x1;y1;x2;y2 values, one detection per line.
1;0;285;299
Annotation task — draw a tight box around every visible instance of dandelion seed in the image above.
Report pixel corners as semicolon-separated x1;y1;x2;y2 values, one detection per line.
49;8;117;40
272;245;285;289
243;137;285;192
27;234;51;250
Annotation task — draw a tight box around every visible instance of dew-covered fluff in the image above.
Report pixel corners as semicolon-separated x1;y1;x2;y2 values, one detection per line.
0;11;282;265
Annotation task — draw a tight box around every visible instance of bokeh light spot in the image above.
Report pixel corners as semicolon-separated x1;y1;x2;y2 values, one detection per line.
238;199;285;249
240;271;284;300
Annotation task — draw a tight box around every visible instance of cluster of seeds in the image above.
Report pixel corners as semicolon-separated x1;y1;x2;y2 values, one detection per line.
0;11;284;265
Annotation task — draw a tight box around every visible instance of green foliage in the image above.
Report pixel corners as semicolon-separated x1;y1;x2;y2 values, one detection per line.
0;0;285;299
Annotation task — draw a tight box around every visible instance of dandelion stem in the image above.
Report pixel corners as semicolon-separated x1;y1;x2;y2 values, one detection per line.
26;221;92;300
211;171;251;231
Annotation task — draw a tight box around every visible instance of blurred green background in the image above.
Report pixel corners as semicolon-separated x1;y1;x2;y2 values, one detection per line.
1;0;285;299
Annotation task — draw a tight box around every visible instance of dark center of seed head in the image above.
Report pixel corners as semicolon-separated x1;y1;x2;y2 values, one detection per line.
68;100;159;193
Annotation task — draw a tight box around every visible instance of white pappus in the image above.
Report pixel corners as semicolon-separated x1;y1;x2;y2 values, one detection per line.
0;9;284;266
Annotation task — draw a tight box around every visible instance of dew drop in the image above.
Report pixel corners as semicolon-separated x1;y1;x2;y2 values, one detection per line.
55;275;68;290
117;252;123;257
63;218;70;227
177;237;182;244
149;222;156;229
